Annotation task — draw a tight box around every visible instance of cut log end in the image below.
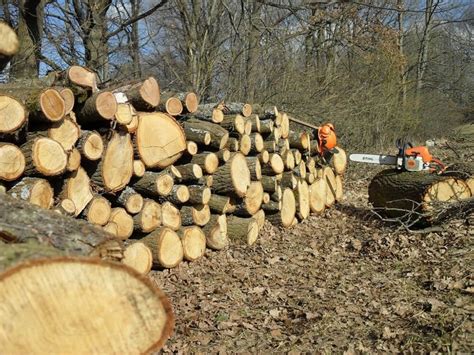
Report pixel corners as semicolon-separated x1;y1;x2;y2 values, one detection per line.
142;227;184;268
96;91;118;120
0;143;25;181
40;89;66;122
140;77;160;108
0;22;19;58
0;257;174;354
179;226;206;261
67;65;98;90
31;137;68;176
184;93;199;113
0;96;27;133
122;242;153;275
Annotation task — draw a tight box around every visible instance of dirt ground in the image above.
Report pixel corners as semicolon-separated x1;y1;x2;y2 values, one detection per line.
154;135;473;353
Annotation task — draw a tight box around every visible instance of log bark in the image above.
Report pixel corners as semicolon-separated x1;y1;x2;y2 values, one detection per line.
259;119;274;134
0;143;25;181
246;157;262;180
202;214;228;250
368;169;471;226
133;171;174;197
187;185;211;205
184;119;229;150
189;103;224;123
227;216;259;246
180;204;210;226
287;130;310;150
0;244;174;354
223;102;252;117
249;133;264;153
217;148;231;163
0;22;19;72
178;226;206;261
208;194;231;214
226;137;239;152
140;227;183;268
212;153;250;197
190;152;219;174
136;112;186;168
0;193;122;258
8;177;54;209
220;114;246;134
113;186;144;214
112;77;160;111
261;175;278;192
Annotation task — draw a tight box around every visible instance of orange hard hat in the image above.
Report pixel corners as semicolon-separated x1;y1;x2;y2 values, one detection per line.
318;123;337;152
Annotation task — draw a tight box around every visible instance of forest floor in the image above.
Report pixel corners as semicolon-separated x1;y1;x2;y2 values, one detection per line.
154;129;473;354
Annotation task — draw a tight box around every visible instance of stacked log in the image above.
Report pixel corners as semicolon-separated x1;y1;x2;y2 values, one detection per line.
0;65;350;276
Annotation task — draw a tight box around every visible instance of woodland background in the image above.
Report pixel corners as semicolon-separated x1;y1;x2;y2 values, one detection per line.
1;0;473;149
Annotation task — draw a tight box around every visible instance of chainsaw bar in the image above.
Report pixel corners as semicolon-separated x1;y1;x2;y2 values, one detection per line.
349;154;398;166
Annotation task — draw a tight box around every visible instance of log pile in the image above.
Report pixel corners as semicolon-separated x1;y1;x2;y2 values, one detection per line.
0;65;348;272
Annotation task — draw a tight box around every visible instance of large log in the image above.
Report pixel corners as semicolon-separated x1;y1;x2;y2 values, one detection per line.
0;95;27;134
212;152;250;197
135;112;186;168
0;194;122;258
55;65;99;92
368;169;471;226
0;243;174;354
0;143;25;181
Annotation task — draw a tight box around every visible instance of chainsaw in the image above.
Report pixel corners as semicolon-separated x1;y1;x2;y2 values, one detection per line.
349;139;445;172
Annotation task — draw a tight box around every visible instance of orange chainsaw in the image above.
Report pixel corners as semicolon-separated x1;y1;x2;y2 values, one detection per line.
350;139;445;172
